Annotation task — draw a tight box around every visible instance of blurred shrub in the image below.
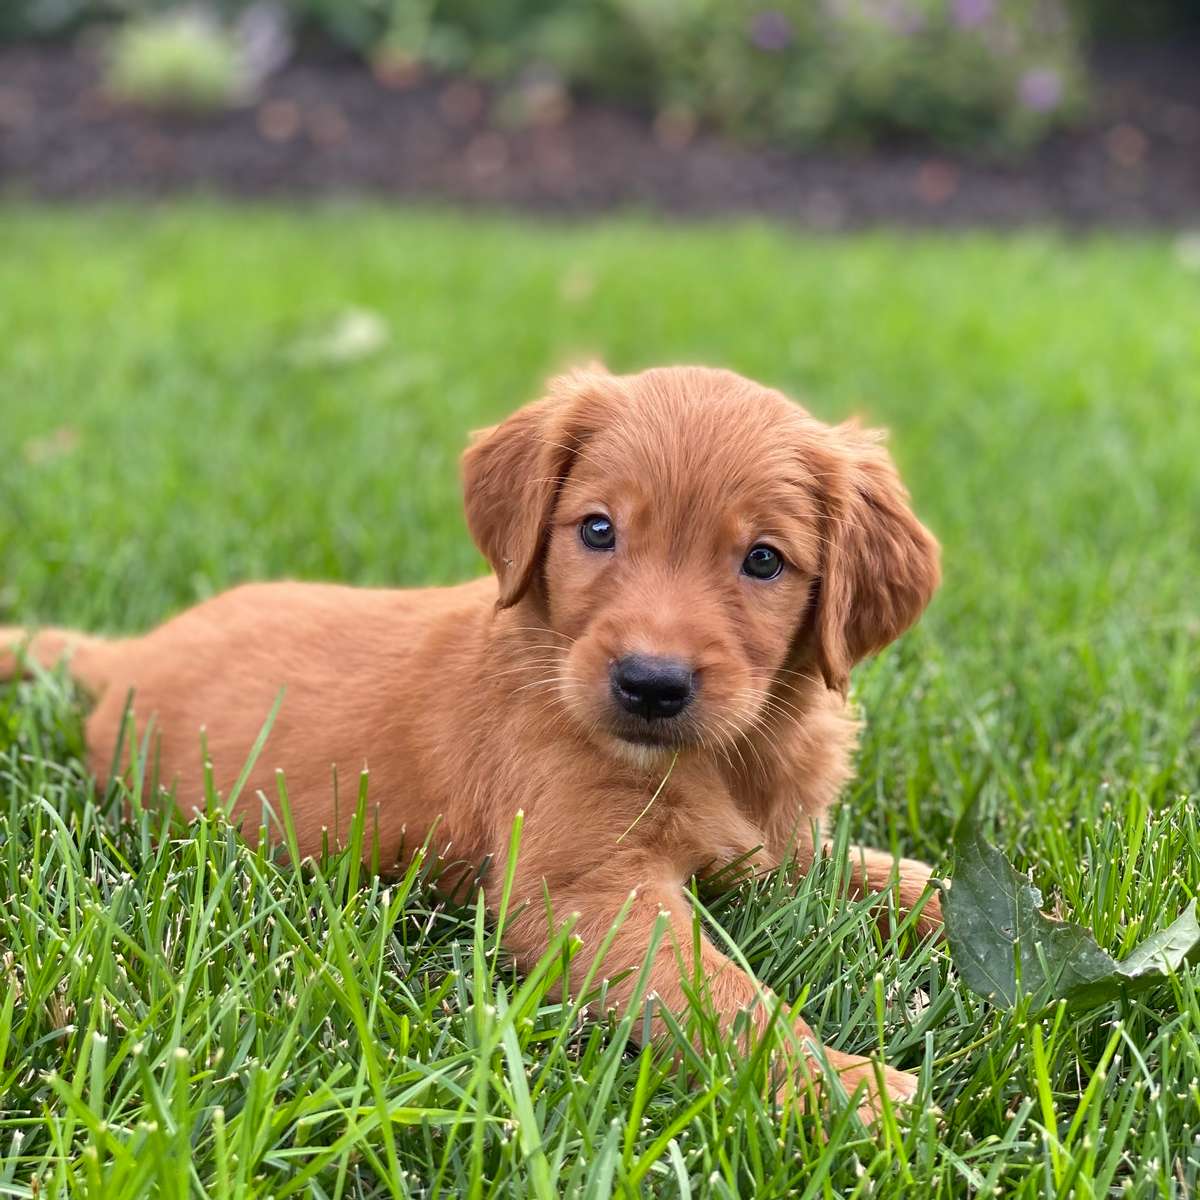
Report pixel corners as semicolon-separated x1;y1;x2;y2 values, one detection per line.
5;0;1087;150
106;10;246;110
383;0;1086;151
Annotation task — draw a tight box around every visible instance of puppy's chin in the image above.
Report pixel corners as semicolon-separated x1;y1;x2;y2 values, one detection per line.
607;735;679;771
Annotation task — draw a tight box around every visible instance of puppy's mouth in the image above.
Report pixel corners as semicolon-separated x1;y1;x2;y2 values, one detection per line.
605;710;702;750
614;723;684;748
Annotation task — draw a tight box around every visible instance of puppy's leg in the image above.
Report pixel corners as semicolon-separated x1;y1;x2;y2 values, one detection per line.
842;845;942;938
504;866;920;1123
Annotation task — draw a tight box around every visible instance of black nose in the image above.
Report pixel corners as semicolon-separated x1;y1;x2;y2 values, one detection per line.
610;655;696;720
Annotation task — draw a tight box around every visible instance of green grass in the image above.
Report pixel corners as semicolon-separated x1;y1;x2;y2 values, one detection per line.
2;207;1199;1197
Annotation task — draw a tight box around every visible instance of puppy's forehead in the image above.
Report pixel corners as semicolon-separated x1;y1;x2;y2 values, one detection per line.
573;369;820;516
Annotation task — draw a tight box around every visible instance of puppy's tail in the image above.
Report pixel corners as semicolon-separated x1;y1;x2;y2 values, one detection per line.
0;626;115;696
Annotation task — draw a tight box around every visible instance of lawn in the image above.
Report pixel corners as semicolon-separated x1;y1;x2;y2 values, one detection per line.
1;208;1199;1197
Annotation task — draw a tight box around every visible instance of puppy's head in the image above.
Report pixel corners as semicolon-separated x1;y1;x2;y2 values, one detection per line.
462;366;939;756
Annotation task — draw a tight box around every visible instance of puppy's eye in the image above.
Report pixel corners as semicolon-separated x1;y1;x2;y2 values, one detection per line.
742;544;784;580
580;514;616;551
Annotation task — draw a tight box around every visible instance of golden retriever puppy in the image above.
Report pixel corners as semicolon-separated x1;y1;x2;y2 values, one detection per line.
1;365;941;1118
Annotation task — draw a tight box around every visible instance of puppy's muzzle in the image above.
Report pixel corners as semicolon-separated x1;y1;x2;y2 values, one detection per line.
610;655;695;721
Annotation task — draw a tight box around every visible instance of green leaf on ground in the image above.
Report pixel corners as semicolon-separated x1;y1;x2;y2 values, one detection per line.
943;818;1200;1011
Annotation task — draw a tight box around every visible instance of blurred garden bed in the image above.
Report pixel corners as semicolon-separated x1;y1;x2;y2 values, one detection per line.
2;37;1198;226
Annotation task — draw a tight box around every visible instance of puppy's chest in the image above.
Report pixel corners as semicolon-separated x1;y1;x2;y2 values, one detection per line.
716;741;839;860
644;765;772;876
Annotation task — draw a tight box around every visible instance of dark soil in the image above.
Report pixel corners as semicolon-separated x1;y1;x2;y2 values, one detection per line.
2;39;1199;226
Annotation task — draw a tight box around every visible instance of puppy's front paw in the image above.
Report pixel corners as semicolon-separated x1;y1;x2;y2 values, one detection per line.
831;1054;920;1124
913;884;943;939
783;1042;922;1125
892;855;944;941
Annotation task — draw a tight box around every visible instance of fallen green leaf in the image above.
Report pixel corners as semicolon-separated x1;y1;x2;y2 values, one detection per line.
943;818;1200;1011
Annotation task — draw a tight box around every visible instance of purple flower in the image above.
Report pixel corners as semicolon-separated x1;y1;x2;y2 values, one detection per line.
1018;67;1063;112
951;0;993;28
749;10;794;52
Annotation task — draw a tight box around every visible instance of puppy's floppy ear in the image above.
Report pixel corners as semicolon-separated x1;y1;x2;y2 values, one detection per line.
810;421;940;694
461;368;609;608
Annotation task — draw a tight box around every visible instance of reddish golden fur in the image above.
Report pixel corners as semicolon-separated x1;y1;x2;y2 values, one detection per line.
1;365;941;1118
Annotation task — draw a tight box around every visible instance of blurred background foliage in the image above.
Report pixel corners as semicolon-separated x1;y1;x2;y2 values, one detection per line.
6;0;1195;151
